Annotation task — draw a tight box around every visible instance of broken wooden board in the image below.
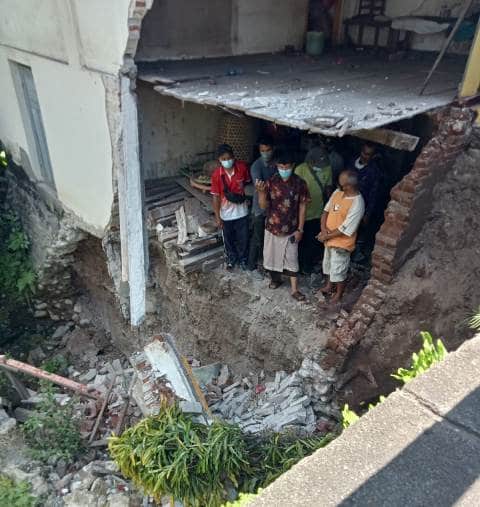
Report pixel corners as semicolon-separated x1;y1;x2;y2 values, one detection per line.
175;177;213;209
178;246;224;273
352;128;420;151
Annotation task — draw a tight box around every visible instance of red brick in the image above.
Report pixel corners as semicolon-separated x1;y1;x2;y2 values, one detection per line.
372;246;395;264
390;187;414;206
379;223;404;241
375;233;397;249
397;178;420;194
334;326;352;344
371;267;393;284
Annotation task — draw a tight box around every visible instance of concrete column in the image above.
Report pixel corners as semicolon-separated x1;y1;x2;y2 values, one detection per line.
119;76;147;327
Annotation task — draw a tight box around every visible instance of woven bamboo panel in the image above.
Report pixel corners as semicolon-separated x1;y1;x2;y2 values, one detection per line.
217;113;258;162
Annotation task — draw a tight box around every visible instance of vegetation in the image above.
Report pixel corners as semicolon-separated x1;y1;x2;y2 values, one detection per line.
342;332;447;428
391;332;447;384
22;381;83;463
468;308;480;332
109;402;334;507
0;475;37;507
40;355;69;375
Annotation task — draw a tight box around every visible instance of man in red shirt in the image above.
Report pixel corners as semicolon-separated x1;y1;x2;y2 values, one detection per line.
211;144;250;271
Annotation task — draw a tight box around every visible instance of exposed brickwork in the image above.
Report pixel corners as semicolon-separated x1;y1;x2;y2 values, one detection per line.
124;0;151;58
322;106;474;370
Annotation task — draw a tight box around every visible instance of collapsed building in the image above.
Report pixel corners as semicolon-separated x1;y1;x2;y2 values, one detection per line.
1;0;480;427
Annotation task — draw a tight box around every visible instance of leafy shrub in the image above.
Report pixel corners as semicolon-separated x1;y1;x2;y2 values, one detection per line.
469;308;480;331
22;381;83;463
391;331;447;384
109;402;250;507
243;431;334;492
0;209;36;303
341;404;360;429
0;475;37;507
109;402;334;507
41;355;69;374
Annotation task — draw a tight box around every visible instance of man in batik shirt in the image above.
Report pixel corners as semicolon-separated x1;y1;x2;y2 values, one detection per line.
256;148;310;301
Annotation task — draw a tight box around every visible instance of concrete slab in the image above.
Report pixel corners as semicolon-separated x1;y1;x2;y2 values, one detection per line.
251;335;480;507
403;336;480;437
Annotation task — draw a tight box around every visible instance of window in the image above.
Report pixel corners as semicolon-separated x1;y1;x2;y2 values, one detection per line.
11;62;55;189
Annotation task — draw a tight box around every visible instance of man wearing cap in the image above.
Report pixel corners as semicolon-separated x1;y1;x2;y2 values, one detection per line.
295;146;333;274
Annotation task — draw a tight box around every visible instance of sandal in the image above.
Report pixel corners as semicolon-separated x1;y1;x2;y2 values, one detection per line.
269;280;283;289
291;291;306;302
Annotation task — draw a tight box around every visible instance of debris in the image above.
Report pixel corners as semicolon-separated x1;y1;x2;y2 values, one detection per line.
88;376;117;444
217;364;231;387
192;362;222;387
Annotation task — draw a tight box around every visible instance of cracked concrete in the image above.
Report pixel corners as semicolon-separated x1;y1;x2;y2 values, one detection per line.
251;334;480;507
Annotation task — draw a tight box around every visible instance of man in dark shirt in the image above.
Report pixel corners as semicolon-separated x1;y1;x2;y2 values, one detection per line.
247;136;276;272
256;148;309;301
349;142;381;262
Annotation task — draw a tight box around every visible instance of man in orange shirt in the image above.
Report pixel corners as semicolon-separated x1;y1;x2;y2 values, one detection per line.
317;170;365;303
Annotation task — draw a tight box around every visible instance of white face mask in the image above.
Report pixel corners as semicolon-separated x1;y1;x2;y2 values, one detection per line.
221;159;234;170
313;166;323;172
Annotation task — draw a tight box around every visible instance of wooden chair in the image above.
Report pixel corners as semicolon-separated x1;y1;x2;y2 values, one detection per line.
344;0;392;49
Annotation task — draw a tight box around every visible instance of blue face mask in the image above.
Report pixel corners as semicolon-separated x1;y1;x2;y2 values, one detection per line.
260;151;273;162
221;159;234;170
278;168;292;180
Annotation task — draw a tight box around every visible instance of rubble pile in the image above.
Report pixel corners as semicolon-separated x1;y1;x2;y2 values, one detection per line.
204;358;340;435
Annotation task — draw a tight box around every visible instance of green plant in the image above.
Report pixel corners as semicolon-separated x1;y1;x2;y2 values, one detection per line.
109;403;334;507
0;209;36;303
41;355;69;374
22;381;83;463
468;307;480;331
243;431;334;492
0;475;37;507
341;404;360;429
391;332;447;384
109;402;250;507
223;492;260;507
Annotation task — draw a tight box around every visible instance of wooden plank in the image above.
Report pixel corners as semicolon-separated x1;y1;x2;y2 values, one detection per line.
352;128;420;151
178;246;224;273
177;238;221;258
150;201;185;219
146;192;189;210
175;177;213;209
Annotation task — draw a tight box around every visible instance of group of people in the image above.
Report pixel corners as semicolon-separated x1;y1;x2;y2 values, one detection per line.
210;136;381;303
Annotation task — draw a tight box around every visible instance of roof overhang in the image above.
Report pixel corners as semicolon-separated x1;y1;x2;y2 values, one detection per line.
138;52;465;137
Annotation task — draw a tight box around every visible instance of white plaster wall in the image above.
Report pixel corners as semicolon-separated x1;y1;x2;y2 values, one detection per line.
138;84;223;179
136;0;309;61
235;0;309;55
0;0;132;233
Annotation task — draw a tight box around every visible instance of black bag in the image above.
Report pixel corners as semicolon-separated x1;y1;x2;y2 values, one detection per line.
222;175;246;204
307;165;329;203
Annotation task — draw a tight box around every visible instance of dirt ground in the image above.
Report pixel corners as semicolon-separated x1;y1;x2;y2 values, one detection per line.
343;138;480;408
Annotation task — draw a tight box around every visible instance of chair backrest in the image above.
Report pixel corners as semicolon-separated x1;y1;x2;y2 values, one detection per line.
358;0;386;16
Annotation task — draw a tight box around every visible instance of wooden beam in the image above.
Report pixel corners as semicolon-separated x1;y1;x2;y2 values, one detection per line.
0;355;100;399
460;19;480;98
352;128;420;151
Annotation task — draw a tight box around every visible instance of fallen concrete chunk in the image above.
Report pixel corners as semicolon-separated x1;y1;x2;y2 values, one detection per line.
180;400;203;414
192;363;222;387
217;364;231;387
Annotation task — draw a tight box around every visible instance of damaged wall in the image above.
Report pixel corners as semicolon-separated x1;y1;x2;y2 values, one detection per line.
342;132;480;407
321;107;475;406
135;0;309;61
0;0;132;233
138;84;223;179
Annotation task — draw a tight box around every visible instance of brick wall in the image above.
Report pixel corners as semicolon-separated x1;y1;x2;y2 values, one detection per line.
323;106;474;370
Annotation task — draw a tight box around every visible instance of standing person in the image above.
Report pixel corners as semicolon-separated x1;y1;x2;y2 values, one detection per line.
348;142;380;262
256;148;310;301
210;144;250;271
247;136;276;272
317;170;365;303
295;146;333;274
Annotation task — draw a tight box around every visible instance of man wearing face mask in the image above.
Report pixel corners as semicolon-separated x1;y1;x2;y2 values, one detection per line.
211;144;250;271
256;148;310;301
247;135;276;272
347;142;382;262
295;146;333;274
